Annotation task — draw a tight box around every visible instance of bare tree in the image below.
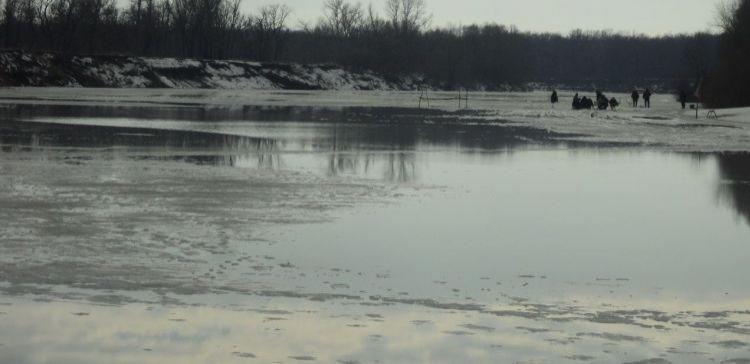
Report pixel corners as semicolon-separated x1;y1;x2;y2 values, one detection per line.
17;0;40;47
220;0;244;56
384;0;429;34
716;0;740;33
248;4;291;61
128;0;143;24
321;0;363;37
171;0;238;58
42;0;80;52
127;0;161;54
76;0;117;51
2;0;20;46
253;4;291;35
363;4;385;33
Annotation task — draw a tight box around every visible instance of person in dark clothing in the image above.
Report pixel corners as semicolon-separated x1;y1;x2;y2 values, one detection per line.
572;95;595;110
598;98;608;110
596;91;608;110
609;97;619;110
580;96;593;110
679;90;688;109
631;89;639;107
643;89;652;108
551;90;559;105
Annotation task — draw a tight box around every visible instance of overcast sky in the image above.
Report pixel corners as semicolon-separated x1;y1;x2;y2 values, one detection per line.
114;0;726;35
240;0;726;35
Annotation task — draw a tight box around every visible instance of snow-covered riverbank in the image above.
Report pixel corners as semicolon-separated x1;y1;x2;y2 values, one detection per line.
0;50;426;90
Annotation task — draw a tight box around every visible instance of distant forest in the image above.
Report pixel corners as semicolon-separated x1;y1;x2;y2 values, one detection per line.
0;0;722;91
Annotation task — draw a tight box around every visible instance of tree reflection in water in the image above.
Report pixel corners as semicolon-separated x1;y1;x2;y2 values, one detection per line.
715;153;750;226
5;118;750;224
325;123;417;182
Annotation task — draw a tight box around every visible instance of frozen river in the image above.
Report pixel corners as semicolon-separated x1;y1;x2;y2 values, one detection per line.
1;89;750;363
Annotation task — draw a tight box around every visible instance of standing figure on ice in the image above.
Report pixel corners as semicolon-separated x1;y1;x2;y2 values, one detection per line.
631;89;640;107
643;89;652;108
572;93;581;109
679;90;688;109
551;90;559;106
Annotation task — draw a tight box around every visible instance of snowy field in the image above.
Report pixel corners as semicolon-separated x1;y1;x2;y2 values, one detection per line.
1;88;750;363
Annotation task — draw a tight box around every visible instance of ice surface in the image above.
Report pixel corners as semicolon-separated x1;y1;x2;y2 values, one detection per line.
2;88;748;152
1;89;750;363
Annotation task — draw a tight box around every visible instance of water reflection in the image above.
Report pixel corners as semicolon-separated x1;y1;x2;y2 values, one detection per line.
324;150;416;182
715;153;750;226
384;153;416;183
0;120;286;170
4;118;750;221
3;297;722;364
325;124;418;181
1;103;481;124
0;118;557;183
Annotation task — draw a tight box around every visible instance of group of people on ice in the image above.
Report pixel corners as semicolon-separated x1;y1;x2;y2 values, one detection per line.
567;91;620;111
550;89;654;110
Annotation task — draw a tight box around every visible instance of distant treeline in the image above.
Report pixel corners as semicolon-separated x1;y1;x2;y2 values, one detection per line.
0;0;719;91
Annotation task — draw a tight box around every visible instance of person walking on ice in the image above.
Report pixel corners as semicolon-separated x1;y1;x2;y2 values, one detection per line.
551;90;559;106
643;89;652;108
631;89;639;107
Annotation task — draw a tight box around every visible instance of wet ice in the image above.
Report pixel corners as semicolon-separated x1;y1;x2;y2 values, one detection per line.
1;89;750;363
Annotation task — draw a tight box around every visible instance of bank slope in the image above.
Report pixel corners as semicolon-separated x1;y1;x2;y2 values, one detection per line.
0;51;425;90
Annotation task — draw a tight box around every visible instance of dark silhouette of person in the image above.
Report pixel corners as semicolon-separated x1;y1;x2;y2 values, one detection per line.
631;89;639;107
643;89;652;108
572;93;580;109
679;90;687;109
595;90;608;110
579;96;593;109
551;90;559;105
609;97;619;110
